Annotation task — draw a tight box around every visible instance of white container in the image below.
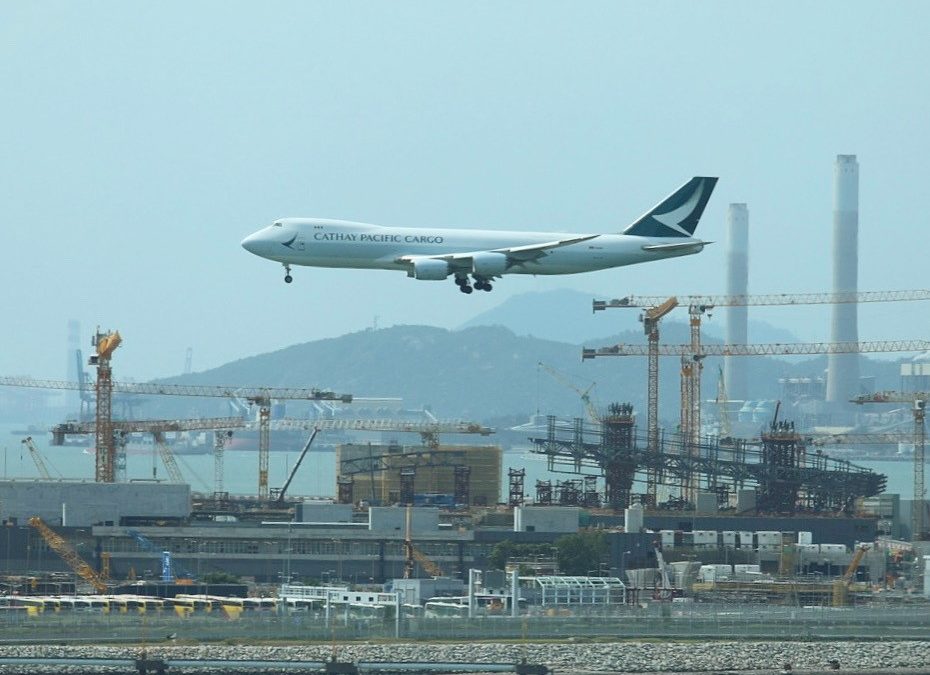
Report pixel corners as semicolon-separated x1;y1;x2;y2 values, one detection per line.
756;531;782;551
738;531;755;549
798;531;813;546
722;531;737;547
711;564;732;578
698;565;731;582
756;531;782;544
660;530;676;548
698;565;718;583
692;530;717;549
625;503;644;533
734;564;760;575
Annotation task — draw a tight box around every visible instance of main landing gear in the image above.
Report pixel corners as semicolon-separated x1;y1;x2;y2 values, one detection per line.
455;275;493;294
283;264;293;284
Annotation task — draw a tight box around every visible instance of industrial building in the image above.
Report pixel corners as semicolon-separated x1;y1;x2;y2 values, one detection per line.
0;480;190;527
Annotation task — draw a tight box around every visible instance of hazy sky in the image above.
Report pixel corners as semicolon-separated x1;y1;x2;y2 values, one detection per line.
2;2;928;383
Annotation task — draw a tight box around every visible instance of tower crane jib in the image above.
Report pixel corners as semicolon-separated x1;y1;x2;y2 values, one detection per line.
537;362;600;423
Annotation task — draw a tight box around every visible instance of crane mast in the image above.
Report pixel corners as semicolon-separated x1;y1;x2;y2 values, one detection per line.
403;505;442;579
853;392;928;540
90;328;121;483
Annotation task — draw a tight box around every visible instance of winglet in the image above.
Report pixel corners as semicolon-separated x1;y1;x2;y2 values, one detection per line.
623;177;718;238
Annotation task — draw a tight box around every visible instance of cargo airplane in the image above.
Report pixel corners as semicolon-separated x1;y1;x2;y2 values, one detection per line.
241;176;717;294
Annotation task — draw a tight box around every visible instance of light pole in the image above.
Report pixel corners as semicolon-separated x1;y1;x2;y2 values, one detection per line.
284;522;292;584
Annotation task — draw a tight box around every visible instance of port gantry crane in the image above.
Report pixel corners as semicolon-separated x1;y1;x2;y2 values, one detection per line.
849;391;930;541
589;290;930;501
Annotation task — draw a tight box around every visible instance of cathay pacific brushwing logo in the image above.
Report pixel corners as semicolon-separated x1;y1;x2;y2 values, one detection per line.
650;181;705;236
282;234;298;249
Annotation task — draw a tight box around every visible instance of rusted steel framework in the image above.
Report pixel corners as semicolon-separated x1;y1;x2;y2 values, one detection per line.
530;410;886;515
508;468;526;507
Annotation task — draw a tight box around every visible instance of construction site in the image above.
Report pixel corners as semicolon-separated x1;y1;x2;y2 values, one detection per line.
3;155;930;634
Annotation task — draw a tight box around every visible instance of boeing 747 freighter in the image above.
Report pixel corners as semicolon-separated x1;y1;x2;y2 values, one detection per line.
241;176;717;294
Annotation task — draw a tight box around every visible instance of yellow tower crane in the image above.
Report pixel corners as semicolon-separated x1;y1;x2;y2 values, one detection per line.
89;328;121;483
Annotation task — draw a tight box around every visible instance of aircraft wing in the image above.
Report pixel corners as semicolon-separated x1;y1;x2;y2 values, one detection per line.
395;234;598;270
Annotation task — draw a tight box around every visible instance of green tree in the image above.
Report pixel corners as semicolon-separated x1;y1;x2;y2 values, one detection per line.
488;541;515;570
488;541;555;571
555;530;607;576
202;571;240;584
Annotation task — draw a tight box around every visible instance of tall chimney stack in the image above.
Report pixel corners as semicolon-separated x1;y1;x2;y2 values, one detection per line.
725;203;749;401
826;154;860;403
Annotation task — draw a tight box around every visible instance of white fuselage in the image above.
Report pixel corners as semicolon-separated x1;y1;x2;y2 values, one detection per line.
242;218;705;276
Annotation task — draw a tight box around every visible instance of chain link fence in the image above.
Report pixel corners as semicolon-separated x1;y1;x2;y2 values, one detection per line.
3;603;930;643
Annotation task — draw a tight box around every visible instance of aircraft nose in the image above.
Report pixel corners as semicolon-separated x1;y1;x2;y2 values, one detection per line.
241;231;264;255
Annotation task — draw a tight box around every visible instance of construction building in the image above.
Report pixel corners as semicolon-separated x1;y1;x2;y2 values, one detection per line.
336;443;501;507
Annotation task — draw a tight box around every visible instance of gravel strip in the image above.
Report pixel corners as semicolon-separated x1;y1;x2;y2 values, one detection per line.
0;641;929;674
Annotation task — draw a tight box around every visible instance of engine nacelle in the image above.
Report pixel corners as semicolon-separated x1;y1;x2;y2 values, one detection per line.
471;252;508;276
411;258;451;280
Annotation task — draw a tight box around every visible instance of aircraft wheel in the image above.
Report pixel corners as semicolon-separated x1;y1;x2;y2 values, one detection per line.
461;285;473;294
483;282;493;291
284;275;293;284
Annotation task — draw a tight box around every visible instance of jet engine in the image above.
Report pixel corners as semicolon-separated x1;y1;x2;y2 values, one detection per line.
411;258;450;280
471;252;508;276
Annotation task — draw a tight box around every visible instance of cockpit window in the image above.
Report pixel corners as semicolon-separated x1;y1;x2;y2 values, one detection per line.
273;222;283;227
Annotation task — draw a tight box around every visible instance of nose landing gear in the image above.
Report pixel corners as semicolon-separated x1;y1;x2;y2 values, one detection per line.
283;264;293;284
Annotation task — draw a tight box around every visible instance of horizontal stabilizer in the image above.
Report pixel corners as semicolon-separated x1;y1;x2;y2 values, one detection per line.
641;241;709;253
